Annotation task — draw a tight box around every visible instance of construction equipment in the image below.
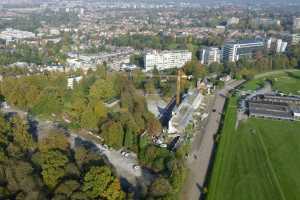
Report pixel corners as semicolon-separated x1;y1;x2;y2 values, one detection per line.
128;69;192;106
175;69;191;106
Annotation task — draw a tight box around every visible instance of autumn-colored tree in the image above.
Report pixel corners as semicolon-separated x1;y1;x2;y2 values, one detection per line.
101;121;124;149
149;177;172;198
104;179;126;200
83;166;113;199
32;150;68;189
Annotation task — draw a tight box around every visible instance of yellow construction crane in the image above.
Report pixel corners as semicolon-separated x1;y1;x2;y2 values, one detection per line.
133;69;192;106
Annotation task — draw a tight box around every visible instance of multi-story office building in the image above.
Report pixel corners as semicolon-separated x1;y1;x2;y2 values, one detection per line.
293;17;300;32
200;47;221;65
222;40;265;62
144;50;192;72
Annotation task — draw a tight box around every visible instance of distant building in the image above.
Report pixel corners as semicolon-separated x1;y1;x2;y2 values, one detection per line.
66;58;96;72
120;63;138;71
200;47;221;65
222;40;265;62
253;18;281;26
291;33;300;45
293;17;300;32
247;94;300;121
49;28;60;36
144;50;192;72
67;76;83;89
0;28;35;45
267;38;287;53
227;17;239;26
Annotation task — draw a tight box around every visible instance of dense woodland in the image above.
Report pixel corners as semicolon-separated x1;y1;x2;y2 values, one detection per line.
0;68;162;150
0;67;189;199
0;114;125;200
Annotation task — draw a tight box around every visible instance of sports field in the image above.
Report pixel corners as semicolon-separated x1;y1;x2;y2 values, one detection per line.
242;70;300;94
207;97;300;200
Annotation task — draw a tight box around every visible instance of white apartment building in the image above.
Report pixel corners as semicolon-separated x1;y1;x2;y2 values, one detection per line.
267;38;287;53
200;47;221;65
144;50;192;72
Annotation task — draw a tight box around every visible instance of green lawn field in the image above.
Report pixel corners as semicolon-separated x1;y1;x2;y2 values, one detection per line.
207;97;300;200
241;70;300;94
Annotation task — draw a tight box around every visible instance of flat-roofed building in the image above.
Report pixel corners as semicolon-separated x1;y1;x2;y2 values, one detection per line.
0;28;35;44
249;101;294;120
222;40;265;62
200;47;221;65
291;33;300;45
247;94;300;121
144;50;192;72
293;17;300;32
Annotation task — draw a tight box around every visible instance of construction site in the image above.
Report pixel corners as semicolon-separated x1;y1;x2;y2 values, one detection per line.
144;69;214;151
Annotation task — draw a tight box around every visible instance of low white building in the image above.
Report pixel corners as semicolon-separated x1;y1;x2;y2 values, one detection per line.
66;58;96;72
120;63;138;71
42;65;65;72
144;50;192;72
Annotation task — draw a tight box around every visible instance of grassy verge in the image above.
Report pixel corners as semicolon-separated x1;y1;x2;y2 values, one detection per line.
241;70;300;94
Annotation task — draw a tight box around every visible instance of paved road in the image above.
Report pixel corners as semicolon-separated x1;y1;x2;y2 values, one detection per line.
181;80;245;200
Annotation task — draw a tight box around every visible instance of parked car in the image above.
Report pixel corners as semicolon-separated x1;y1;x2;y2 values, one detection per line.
160;143;168;148
121;150;130;157
132;165;141;170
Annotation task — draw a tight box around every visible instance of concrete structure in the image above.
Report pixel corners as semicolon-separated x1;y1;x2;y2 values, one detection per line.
0;28;35;44
43;65;65;72
249;101;294;120
293;17;300;32
144;50;192;72
66;58;96;72
267;38;287;53
227;17;239;26
222;40;265;62
291;33;300;45
120;63;138;71
67;76;83;89
168;89;203;134
247;94;300;121
253;18;281;26
200;47;221;65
